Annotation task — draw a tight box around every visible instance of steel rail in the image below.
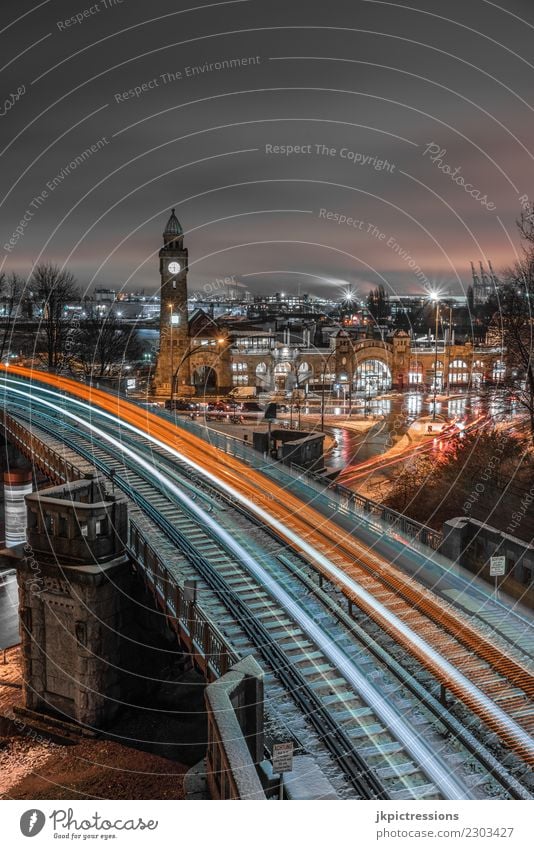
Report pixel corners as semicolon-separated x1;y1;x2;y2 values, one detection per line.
6;406;388;799
3;375;532;773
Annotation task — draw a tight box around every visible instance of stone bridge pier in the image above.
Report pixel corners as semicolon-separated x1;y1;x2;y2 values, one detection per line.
16;477;141;729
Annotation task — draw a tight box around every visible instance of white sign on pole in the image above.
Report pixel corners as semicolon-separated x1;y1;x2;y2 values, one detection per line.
490;556;506;577
272;742;294;774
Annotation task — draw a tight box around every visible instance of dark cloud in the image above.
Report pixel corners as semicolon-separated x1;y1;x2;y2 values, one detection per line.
1;0;534;299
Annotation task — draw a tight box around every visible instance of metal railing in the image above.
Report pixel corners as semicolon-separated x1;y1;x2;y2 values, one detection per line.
294;466;444;551
128;520;239;680
0;410;94;483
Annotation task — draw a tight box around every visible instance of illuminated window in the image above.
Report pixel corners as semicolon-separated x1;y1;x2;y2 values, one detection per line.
354;359;392;392
408;360;423;384
448;359;469;384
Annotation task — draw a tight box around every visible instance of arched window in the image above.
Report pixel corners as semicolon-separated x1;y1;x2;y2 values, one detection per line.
448;359;469;385
354;359;392;393
256;361;269;388
231;361;248;385
297;361;313;386
408;360;423;384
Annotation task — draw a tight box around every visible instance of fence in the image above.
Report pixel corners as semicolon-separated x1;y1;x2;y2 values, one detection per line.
0;410;94;484
128;520;239;681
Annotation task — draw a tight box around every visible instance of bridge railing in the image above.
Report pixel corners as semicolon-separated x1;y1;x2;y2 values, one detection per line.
293;466;443;550
0;410;94;483
128;519;239;680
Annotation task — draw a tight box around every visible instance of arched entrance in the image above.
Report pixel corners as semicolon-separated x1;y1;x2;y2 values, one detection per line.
354;359;391;393
472;360;484;388
192;365;218;392
431;361;444;391
408;360;424;386
274;362;292;390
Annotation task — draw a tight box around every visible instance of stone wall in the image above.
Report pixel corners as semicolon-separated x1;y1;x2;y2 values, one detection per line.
17;477;151;728
18;552;136;727
204;656;266;800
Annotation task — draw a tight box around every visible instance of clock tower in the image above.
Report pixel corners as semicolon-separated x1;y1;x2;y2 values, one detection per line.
153;209;190;397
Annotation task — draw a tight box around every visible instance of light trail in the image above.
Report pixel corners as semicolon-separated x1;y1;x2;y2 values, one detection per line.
1;379;471;800
337;416;488;486
2;370;534;768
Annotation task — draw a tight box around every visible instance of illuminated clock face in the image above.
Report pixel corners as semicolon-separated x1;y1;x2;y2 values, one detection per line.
168;261;181;274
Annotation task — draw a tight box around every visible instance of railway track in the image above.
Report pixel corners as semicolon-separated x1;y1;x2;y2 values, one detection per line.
157;405;534;662
96;419;533;797
5;399;482;801
126;405;534;763
2;370;533;781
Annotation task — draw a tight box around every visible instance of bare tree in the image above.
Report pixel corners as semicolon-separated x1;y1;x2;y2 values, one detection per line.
383;430;527;530
31;263;79;371
0;272;24;362
76;311;141;378
494;227;534;440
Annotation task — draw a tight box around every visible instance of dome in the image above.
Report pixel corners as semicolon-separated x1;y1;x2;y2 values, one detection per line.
163;208;183;238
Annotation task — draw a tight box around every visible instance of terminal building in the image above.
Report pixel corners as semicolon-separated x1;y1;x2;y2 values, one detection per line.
151;211;507;398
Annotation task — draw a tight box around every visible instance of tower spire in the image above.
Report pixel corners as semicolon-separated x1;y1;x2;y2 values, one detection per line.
163;208;183;245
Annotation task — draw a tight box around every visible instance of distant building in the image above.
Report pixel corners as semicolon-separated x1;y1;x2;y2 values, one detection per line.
151;211;508;397
471;261;500;306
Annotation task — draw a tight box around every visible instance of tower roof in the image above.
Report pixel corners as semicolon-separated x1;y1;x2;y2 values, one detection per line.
163;208;183;237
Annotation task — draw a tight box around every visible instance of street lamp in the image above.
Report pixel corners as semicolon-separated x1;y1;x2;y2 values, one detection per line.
429;293;440;421
444;303;453;395
320;347;337;432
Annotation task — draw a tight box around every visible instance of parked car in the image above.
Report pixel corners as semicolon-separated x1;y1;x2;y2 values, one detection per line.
227;385;257;399
165;399;199;411
240;401;263;413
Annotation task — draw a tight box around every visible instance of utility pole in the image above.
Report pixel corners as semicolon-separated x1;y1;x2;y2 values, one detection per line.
320;348;336;433
169;304;175;406
432;298;439;421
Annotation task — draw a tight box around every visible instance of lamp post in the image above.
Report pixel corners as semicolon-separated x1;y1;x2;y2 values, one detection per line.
430;294;440;421
445;303;453;395
320;347;337;433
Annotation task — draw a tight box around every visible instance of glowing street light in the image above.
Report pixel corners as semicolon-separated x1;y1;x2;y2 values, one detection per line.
424;292;441;421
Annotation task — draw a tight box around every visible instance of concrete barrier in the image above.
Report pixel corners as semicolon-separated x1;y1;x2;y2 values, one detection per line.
204;656;266;799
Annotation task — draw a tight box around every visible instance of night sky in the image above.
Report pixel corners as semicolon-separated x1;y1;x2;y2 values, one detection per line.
1;0;534;301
